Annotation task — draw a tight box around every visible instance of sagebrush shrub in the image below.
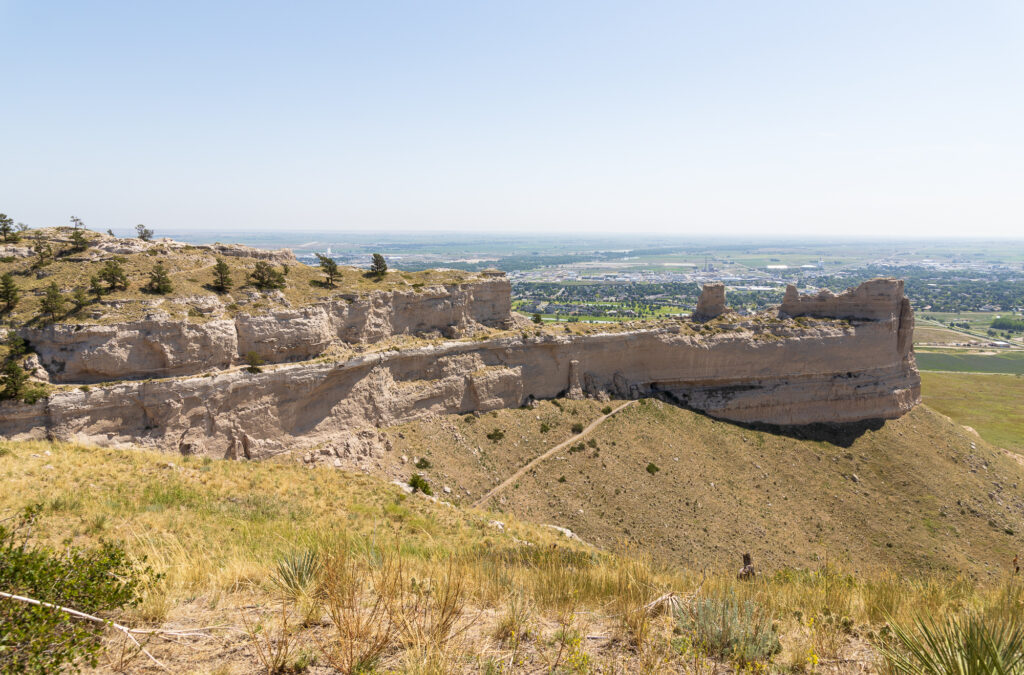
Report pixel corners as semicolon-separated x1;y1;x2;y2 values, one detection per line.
678;594;781;666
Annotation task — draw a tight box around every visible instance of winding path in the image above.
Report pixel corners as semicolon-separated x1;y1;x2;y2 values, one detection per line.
473;400;636;508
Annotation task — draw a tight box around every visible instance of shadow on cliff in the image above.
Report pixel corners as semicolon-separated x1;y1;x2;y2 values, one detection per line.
653;393;886;448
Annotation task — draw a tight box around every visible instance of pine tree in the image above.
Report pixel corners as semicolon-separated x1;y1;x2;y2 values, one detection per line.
72;287;89;310
316;254;339;287
145;262;173;295
69;229;89;252
135;224;154;241
1;273;19;313
99;260;128;291
249;261;286;291
370;253;387;277
89;276;105;302
1;359;29;400
40;282;65;320
211;258;233;293
0;213;14;242
31;241;53;269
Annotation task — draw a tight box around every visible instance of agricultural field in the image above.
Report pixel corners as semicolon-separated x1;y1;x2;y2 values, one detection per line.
920;371;1024;454
915;351;1024;375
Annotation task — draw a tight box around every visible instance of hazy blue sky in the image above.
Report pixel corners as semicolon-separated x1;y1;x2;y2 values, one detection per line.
2;1;1022;237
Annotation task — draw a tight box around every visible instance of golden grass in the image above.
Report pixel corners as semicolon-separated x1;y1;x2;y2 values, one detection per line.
2;437;1022;673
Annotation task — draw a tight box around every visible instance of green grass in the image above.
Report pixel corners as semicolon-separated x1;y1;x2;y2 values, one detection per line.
921;371;1024;453
915;351;1024;375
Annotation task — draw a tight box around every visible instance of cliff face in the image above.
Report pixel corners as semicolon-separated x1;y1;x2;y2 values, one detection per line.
1;279;921;456
20;278;512;383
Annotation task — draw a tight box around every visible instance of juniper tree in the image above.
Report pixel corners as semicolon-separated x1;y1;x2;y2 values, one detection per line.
211;258;233;293
69;229;89;252
40;282;65;320
89;276;105;302
72;286;89;311
370;253;387;277
1;273;19;314
1;359;29;400
316;253;339;287
249;261;286;291
145;262;173;295
98;260;128;291
31;241;53;268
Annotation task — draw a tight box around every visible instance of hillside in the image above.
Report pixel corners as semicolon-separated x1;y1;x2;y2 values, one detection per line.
0;227;483;327
384;401;1024;579
2;406;1023;673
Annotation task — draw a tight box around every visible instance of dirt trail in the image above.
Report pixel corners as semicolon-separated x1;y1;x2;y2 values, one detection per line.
473;400;635;508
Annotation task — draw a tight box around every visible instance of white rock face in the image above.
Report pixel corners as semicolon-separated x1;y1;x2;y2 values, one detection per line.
694;283;727;320
1;279;921;457
20;278;512;383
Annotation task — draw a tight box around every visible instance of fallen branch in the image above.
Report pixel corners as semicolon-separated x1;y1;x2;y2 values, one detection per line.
0;590;172;670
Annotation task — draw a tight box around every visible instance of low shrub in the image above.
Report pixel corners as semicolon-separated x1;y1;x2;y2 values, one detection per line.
646;463;660;475
570;423;584;434
414;457;431;470
486;429;505;442
678;594;781;667
0;505;157;673
408;474;433;495
601;406;613;415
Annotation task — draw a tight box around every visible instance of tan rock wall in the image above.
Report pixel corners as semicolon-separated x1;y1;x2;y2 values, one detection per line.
20;278;512;383
1;309;920;455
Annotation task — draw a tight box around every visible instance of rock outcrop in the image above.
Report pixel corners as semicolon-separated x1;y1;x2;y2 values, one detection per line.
1;279;921;456
20;278;512;382
693;283;727;320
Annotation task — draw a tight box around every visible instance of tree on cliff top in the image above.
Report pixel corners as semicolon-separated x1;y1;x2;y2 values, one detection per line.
370;253;387;277
98;260;128;291
211;258;233;293
249;261;286;291
69;228;90;253
316;254;339;287
145;262;173;295
135;224;154;241
0;213;17;242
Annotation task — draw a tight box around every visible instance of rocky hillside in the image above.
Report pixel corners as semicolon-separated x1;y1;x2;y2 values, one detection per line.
1;227;512;380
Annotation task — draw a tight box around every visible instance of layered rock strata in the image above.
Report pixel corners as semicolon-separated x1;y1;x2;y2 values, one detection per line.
1;279;921;457
20;278;512;383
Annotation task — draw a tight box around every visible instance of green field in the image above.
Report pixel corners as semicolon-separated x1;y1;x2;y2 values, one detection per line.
916;350;1024;374
921;371;1024;453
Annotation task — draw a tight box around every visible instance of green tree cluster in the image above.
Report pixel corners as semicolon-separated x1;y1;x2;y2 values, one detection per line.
145;262;173;295
249;261;286;291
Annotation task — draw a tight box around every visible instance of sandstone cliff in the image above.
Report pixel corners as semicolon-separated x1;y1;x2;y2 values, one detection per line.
1;279;921;457
20;278;512;382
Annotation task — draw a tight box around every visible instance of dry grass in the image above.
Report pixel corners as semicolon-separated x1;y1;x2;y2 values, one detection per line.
2;430;1023;672
0;227;483;326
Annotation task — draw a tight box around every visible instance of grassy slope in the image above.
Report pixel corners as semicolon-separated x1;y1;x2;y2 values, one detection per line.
3;406;1024;672
389;403;1024;580
921;371;1024;453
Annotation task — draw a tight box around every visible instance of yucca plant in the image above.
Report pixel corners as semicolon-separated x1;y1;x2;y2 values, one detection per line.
271;549;323;600
878;612;1024;674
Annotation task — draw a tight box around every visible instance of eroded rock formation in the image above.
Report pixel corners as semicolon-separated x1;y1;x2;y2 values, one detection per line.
20;278;512;382
694;283;727;320
1;279;921;457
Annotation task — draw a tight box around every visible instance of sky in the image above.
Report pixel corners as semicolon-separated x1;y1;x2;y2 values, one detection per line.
1;1;1022;238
